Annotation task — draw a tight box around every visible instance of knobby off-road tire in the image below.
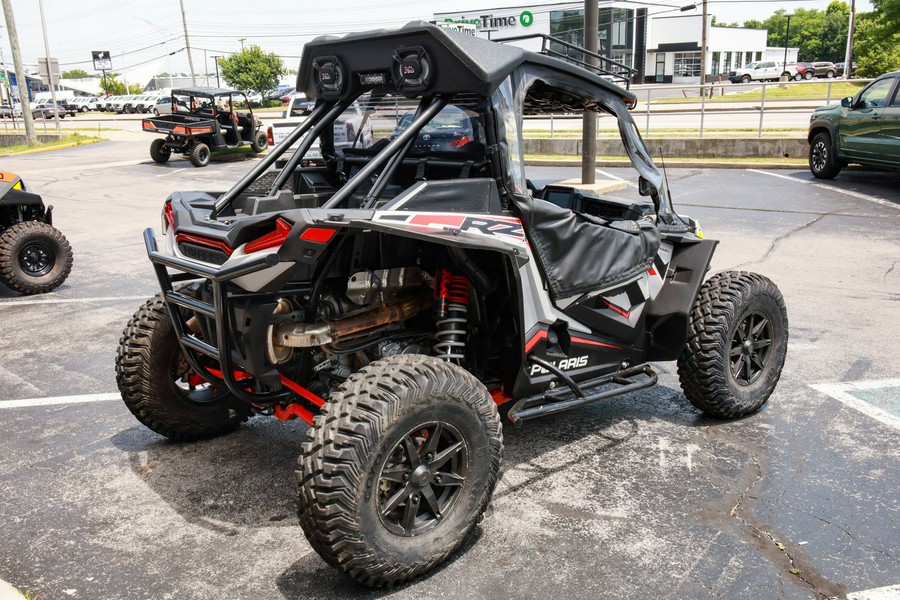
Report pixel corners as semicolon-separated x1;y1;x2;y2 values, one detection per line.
189;142;210;167
115;293;250;441
250;130;267;153
0;221;73;295
150;138;170;164
809;131;841;179
297;354;503;587
677;271;788;418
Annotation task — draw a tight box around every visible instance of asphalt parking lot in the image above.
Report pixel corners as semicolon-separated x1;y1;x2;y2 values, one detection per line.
1;141;898;600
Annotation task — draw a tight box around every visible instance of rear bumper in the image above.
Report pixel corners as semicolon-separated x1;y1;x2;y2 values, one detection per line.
144;227;291;404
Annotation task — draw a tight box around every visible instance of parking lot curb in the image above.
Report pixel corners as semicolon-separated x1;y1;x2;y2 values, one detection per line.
525;158;805;169
3;138;102;156
0;579;26;600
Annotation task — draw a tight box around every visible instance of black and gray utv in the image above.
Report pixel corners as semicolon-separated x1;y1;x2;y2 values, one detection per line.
0;172;73;294
116;23;788;586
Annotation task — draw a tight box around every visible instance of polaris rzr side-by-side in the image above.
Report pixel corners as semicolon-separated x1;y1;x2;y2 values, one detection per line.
116;23;788;586
0;172;73;294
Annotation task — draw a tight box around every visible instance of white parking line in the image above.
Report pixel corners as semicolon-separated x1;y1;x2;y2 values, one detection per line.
849;584;900;600
0;295;150;308
157;168;188;178
0;393;120;409
748;169;899;210
810;379;900;431
596;168;636;187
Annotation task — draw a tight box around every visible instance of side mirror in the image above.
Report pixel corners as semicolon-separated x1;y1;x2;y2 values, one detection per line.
841;97;852;108
638;176;656;197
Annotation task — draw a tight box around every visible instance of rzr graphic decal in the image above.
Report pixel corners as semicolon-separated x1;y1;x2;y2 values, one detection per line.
376;212;526;243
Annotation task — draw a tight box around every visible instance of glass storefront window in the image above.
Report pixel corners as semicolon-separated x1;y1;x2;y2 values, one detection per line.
712;51;721;75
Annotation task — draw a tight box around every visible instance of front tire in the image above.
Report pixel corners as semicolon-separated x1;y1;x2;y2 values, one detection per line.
0;221;73;295
741;75;751;84
809;131;841;179
150;138;171;164
677;271;788;418
115;293;250;441
189;142;210;167
297;354;503;587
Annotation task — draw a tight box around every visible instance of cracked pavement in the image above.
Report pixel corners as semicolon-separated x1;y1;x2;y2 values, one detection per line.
0;144;898;599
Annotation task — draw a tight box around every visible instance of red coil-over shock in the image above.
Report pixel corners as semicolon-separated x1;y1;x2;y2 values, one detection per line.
433;269;470;362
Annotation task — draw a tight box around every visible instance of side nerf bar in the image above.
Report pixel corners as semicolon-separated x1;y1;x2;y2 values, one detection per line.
143;227;291;404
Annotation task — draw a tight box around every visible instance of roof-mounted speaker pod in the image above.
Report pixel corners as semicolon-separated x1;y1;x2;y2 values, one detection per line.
392;46;432;94
312;56;345;98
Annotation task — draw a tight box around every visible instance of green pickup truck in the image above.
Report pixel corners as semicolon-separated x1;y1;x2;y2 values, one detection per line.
808;70;900;178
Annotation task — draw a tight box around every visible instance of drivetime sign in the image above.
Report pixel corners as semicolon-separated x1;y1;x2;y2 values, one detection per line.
444;10;534;30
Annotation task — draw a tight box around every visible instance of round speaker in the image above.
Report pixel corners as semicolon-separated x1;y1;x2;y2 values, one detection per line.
392;46;432;93
312;56;344;97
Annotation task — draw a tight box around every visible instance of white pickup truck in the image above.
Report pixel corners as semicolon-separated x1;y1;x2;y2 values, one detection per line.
267;95;370;167
728;61;799;84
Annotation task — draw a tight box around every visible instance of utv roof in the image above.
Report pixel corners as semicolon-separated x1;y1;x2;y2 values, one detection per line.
172;87;242;98
297;21;636;108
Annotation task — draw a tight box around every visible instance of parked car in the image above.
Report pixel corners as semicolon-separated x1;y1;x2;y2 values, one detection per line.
796;62;816;80
31;101;65;119
244;90;262;104
56;99;77;117
807;70;900;178
265;86;294;102
729;61;798;83
810;61;837;79
70;96;101;112
834;62;857;77
149;96;188;116
0;102;23;118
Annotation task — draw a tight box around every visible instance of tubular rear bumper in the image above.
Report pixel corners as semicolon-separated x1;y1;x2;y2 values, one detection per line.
143;227;291;404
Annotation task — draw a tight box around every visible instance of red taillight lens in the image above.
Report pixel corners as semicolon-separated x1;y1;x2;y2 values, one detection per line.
299;227;336;243
142;120;156;131
163;202;175;231
244;218;292;253
450;135;472;147
267;126;274;146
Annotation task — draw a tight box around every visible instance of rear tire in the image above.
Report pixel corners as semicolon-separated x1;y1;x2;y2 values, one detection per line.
677;271;788;418
250;130;267;153
0;221;73;295
189;142;210;167
297;354;502;586
741;75;751;84
115;293;250;441
826;70;835;78
150;138;171;164
809;131;841;179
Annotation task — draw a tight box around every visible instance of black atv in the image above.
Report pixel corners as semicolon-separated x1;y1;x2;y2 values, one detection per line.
0;172;73;294
116;23;788;587
142;87;268;167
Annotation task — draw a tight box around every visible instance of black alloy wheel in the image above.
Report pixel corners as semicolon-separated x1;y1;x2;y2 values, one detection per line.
18;239;54;276
377;421;468;537
729;311;773;386
809;131;841;179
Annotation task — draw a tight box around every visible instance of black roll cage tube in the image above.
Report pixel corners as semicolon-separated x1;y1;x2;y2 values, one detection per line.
322;95;451;210
211;100;342;218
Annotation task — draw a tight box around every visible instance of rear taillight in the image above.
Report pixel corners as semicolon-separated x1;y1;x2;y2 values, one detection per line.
299;227;336;244
267;126;274;146
244;218;292;253
450;135;472;147
163;202;175;232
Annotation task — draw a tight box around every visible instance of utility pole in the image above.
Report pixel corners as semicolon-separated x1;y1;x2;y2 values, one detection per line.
2;0;37;144
38;0;60;135
842;0;855;79
212;56;221;87
178;0;196;85
581;0;597;184
238;38;246;49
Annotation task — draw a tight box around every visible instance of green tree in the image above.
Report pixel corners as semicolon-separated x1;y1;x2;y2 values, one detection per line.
818;2;851;63
62;68;91;79
99;74;127;95
852;9;900;77
218;44;285;98
127;83;144;94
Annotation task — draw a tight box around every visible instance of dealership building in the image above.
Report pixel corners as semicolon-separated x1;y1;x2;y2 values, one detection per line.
433;3;798;84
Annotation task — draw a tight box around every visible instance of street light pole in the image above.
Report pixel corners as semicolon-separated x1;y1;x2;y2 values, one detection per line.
212;56;221;88
842;0;856;79
782;14;792;71
1;0;36;144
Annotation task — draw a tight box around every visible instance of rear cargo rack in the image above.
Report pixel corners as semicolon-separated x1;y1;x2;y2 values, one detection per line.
499;33;636;89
